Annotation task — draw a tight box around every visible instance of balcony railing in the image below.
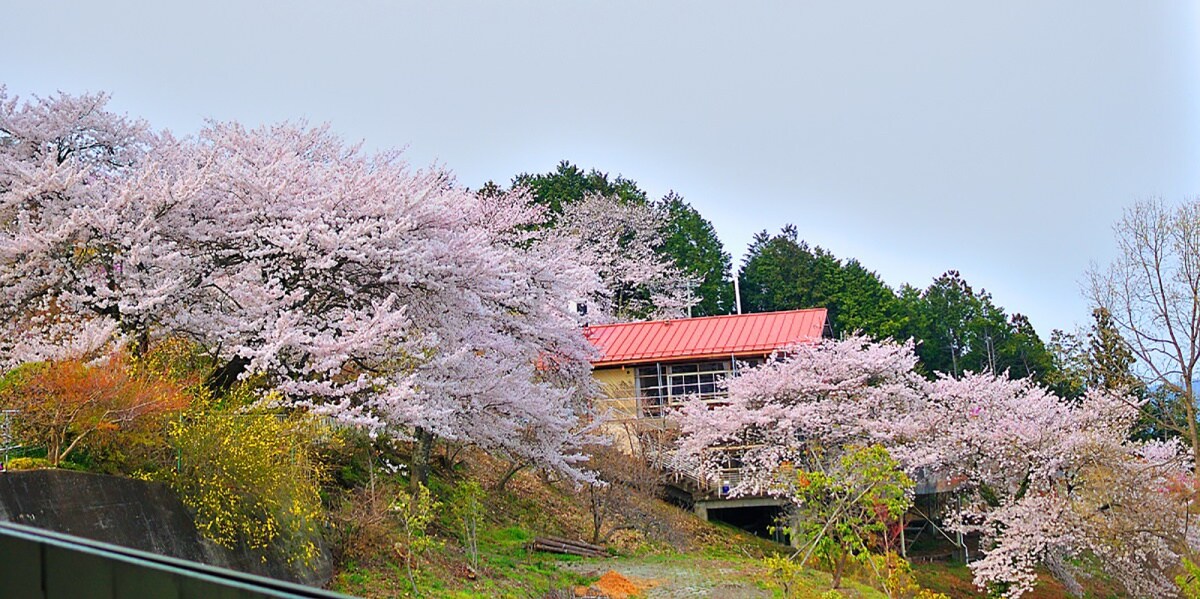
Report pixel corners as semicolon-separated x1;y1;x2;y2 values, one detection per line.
594;389;730;421
599;406;755;499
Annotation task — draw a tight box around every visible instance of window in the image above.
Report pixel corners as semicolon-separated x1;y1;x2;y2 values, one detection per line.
633;359;762;417
635;366;665;417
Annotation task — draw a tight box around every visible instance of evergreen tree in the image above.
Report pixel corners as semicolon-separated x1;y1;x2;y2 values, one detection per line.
1086;307;1139;393
1045;327;1089;401
737;228;1058;384
494;161;735;319
656;192;733;317
900;271;980;377
1000;313;1055;382
897;271;1054;383
509;160;647;213
737;225;840;317
1044;309;1140;404
831;259;902;339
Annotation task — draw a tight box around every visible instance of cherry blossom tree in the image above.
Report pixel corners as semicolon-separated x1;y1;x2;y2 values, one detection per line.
924;374;1191;598
0;86;159;363
555;193;696;322
0;90;602;485
677;335;1195;598
676;335;929;497
146;121;602;484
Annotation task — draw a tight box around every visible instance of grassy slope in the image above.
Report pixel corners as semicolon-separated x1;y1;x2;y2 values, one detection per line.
912;562;1124;599
327;451;1122;599
329;450;892;598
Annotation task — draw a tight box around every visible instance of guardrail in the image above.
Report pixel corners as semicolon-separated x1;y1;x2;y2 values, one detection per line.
0;521;355;599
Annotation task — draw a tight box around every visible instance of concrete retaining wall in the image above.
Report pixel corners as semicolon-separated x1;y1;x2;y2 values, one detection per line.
0;470;332;587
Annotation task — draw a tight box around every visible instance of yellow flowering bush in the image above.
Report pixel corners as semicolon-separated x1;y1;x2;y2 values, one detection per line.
169;408;327;565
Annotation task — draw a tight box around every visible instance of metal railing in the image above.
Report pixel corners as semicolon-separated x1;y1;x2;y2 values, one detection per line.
594;391;730;421
633;422;751;498
0;521;354;599
591;389;761;498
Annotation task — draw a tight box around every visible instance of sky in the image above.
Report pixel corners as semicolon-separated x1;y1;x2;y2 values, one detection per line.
4;1;1199;335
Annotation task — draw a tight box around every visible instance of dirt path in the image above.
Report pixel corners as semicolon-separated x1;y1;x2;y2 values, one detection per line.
560;557;771;599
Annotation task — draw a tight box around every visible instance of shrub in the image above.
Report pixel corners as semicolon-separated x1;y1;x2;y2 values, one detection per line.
5;457;52;471
328;460;402;567
448;479;486;571
392;482;442;594
583;438;675;546
782;445;914;589
169;409;327;565
0;354;190;468
868;552;950;599
1179;557;1200;598
763;553;807;598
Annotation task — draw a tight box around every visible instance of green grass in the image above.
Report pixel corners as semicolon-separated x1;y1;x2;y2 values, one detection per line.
327;453;949;599
911;560;1127;599
332;522;592;598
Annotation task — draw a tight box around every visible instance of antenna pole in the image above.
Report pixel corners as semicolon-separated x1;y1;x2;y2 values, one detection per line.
733;277;742;315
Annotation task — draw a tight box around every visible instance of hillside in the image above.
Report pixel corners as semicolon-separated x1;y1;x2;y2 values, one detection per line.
327;449;885;598
325;445;1133;599
324;448;989;599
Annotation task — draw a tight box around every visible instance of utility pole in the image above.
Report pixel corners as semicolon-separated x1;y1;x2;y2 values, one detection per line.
733;277;742;315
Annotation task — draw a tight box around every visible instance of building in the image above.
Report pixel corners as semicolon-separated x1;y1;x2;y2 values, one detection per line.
584;307;967;557
586;307;829;419
584;308;829;537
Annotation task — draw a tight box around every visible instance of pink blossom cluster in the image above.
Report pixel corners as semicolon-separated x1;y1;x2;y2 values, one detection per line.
0;88;661;479
677;335;1194;597
555;193;696;321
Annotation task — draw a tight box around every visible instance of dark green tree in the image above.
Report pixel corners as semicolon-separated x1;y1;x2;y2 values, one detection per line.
1045;327;1089;401
737;225;840;317
656;192;733;317
491;161;738;318
831;259;902;339
509;160;647;213
1081;307;1173;441
736;231;1056;383
996;313;1055;381
1086;307;1139;393
897;271;1054;383
897;271;978;377
1044;309;1140;404
736;226;908;339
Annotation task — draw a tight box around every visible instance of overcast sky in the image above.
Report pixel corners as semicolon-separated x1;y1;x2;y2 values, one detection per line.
4;1;1199;335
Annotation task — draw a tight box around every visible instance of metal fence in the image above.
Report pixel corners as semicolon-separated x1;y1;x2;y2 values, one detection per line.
0;521;354;599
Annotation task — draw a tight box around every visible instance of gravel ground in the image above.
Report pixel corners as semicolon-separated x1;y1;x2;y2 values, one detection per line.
560;557;771;599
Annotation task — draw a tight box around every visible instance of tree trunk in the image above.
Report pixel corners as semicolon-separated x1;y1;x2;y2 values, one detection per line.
1186;381;1200;479
494;460;527;493
590;485;604;544
57;429;94;466
411;427;435;490
128;327;151;359
831;552;848;589
48;435;62;467
206;356;250;393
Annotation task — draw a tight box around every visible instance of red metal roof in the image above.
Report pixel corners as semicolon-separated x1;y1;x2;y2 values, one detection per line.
584;308;828;367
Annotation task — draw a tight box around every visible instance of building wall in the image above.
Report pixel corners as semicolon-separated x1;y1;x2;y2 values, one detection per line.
593;366;636;417
592;366;642;453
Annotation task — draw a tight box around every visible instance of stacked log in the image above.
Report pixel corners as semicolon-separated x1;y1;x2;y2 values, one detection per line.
528;536;607;558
